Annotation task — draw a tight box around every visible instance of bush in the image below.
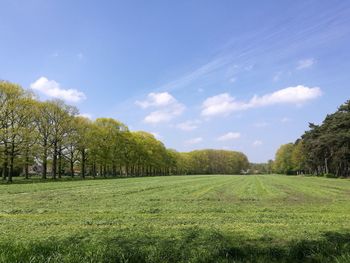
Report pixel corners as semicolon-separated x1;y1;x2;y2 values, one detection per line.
324;173;337;178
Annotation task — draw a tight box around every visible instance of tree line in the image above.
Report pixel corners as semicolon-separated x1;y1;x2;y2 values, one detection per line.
273;99;350;177
0;81;249;182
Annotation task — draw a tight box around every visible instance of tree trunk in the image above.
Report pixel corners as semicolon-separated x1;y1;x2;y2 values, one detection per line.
8;155;14;183
2;159;8;181
24;154;29;179
112;164;116;177
92;162;96;178
324;158;329;174
7;142;15;183
81;149;85;179
2;143;8;180
24;146;30;179
52;142;57;179
42;143;47;179
58;147;62;179
103;164;106;177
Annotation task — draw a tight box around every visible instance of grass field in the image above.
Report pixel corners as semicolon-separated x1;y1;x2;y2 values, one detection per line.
0;175;350;262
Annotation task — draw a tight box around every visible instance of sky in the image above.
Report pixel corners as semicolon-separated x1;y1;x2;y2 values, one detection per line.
1;0;350;162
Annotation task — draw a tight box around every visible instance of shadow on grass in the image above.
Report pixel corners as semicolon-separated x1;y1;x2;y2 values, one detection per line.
0;176;135;186
0;174;179;186
0;228;350;262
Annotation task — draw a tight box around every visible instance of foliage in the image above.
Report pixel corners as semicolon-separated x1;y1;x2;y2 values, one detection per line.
182;149;249;175
1;81;248;181
273;100;350;177
249;160;274;174
273;143;294;174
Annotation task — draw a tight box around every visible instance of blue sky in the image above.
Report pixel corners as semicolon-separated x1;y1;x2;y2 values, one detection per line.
1;0;350;162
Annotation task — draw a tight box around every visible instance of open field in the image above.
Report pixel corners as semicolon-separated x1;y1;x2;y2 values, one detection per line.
0;175;350;262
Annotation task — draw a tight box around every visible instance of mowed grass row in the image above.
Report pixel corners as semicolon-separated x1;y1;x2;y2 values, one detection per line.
0;175;349;262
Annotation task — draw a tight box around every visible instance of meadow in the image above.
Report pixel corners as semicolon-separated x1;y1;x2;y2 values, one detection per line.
0;175;349;262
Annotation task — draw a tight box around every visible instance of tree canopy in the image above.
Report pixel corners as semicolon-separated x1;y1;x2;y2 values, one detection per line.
0;81;249;182
273;99;350;177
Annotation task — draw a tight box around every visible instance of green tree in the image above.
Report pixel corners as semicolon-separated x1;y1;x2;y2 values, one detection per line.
273;143;294;174
291;140;307;174
0;81;35;182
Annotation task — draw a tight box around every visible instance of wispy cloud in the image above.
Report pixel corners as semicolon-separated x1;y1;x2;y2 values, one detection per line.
176;120;200;131
201;85;322;117
30;77;86;103
160;56;234;91
252;140;263;147
217;132;241;141
149;3;349;95
297;58;315;70
185;137;203;145
136;92;185;124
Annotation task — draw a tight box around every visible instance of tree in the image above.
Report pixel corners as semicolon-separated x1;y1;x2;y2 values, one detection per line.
298;100;350;177
291;140;307;174
273;143;294;174
48;100;78;179
273;100;350;177
0;81;35;182
75;116;92;178
34;102;54;179
179;149;248;175
1;79;256;182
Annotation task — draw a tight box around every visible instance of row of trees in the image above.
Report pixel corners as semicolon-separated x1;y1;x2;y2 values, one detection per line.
273;100;350;177
177;149;249;175
0;81;249;182
249;161;274;174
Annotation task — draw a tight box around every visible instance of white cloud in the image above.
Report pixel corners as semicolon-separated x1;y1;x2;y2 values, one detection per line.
136;92;176;108
217;132;241;141
176;120;200;131
201;85;321;117
136;92;185;124
185;137;203;145
30;77;86;103
201;93;248;117
296;58;315;70
248;85;321;107
252;140;263;147
144;110;177;124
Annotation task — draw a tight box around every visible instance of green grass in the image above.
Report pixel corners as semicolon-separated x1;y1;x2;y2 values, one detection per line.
0;175;350;262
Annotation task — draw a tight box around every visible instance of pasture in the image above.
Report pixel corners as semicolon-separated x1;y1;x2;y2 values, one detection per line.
0;175;349;262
